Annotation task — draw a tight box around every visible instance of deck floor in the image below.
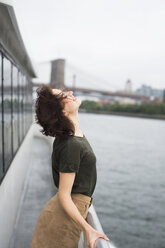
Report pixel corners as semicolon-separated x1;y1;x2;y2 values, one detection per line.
9;131;57;248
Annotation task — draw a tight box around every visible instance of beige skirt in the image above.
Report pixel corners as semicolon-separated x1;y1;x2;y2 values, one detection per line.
30;191;93;248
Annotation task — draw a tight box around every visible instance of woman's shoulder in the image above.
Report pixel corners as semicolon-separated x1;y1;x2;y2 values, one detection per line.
54;135;82;148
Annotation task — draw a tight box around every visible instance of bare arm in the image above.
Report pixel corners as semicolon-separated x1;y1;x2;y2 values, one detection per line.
58;172;110;247
58;172;92;232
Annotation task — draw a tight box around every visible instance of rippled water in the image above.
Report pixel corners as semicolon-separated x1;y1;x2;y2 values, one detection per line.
79;112;165;248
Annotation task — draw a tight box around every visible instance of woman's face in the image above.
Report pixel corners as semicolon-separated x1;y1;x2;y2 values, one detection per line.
52;88;81;116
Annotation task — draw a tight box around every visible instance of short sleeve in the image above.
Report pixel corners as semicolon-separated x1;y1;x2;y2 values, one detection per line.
58;139;81;173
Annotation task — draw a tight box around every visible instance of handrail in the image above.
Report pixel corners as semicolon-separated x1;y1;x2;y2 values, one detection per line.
78;204;117;248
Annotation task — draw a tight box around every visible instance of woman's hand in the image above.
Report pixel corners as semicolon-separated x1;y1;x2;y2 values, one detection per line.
84;226;110;248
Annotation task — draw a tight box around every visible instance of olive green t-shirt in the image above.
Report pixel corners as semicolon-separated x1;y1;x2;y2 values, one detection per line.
51;134;97;197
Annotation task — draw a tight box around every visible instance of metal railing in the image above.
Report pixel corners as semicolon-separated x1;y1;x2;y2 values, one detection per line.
78;204;117;248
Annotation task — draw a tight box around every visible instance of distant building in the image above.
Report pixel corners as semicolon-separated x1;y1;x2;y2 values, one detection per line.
136;84;164;99
124;79;133;94
163;90;165;103
150;97;164;104
113;96;139;105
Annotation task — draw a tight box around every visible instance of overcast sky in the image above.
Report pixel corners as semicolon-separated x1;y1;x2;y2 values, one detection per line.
13;0;164;91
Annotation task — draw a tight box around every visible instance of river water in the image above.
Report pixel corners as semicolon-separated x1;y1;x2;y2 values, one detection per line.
79;112;165;248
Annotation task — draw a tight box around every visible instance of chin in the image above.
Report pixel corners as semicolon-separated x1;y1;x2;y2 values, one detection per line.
75;97;81;104
77;98;82;106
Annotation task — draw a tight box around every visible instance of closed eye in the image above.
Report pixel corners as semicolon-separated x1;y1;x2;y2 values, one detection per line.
57;91;74;101
57;92;67;99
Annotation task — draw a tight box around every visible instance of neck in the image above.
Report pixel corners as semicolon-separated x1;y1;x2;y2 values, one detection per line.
68;111;83;135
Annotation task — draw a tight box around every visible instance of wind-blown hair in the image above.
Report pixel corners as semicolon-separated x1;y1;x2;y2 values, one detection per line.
34;84;75;138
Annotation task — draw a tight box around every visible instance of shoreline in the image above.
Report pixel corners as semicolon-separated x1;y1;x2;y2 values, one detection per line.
79;108;165;120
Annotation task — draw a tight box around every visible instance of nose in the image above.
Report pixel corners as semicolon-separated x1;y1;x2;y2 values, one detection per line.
68;91;73;96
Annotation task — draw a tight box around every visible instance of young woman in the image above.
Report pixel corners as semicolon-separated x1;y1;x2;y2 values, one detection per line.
30;85;110;248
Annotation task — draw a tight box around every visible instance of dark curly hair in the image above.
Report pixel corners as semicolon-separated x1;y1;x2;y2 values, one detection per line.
34;84;75;138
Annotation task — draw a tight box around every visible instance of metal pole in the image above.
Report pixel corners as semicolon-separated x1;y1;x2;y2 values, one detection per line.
72;74;76;96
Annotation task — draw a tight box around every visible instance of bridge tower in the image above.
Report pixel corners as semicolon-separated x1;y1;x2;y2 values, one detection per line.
50;59;65;88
